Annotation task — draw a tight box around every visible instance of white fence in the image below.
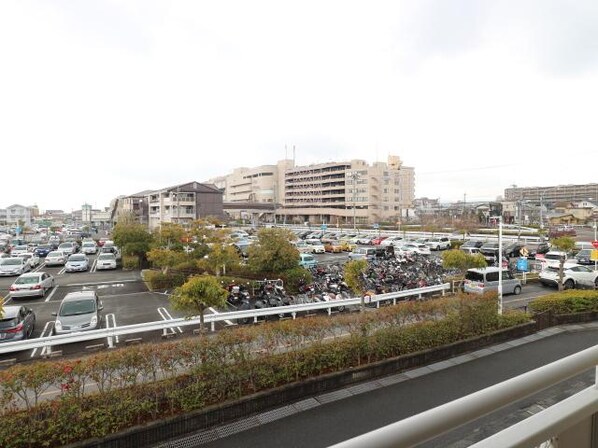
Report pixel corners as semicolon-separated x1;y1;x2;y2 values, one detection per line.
0;283;450;356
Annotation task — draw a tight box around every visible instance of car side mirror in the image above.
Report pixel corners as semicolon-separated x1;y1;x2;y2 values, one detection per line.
98;302;104;311
51;312;57;316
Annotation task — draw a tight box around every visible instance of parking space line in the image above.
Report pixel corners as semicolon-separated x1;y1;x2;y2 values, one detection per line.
32;321;54;358
209;306;235;326
158;307;183;335
57;267;66;275
2;294;11;305
105;313;118;347
45;286;58;303
90;259;97;273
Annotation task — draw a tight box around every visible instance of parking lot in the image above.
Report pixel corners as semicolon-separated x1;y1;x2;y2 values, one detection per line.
0;247;562;364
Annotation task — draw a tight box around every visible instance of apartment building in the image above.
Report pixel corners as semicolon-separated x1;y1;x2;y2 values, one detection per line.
505;183;598;205
113;182;224;231
210;155;415;225
281;156;414;225
5;204;33;226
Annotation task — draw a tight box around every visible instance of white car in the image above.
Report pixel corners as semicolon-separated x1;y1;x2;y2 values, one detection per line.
10;245;29;256
539;263;598;289
58;242;77;255
9;272;55;298
398;243;431;256
0;257;30;276
81;241;98;254
96;253;117;270
426;237;451;251
380;236;404;246
308;242;326;254
45;250;68;266
16;252;40;269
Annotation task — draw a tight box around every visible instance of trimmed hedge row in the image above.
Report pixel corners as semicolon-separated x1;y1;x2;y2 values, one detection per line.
529;290;598;315
0;295;528;447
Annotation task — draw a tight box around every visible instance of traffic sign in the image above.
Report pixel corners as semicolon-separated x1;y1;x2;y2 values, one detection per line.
321;224;327;231
592;240;598;249
373;223;379;229
591;250;598;261
516;257;529;272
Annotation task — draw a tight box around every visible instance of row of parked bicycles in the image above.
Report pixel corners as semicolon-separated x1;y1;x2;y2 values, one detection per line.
224;254;456;322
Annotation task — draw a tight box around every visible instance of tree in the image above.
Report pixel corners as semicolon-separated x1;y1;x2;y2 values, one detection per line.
112;222;153;267
170;275;228;330
154;223;185;250
550;236;576;291
198;243;241;276
146;248;189;274
442;249;487;276
247;228;299;275
343;260;368;311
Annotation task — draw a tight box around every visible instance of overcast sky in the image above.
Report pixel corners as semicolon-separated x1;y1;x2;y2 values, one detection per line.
2;0;597;212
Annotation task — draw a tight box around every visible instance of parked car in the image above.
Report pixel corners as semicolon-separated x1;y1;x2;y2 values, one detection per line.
33;244;56;258
96;253;117;270
9;272;55;298
0;257;30;276
380;236;403;246
348;247;377;261
324;241;343;253
503;242;525;258
45;250;68;266
52;291;103;335
16;253;40;269
529;242;550;260
426;237;451;251
575;249;594;266
100;244;121;260
370;235;389;245
58;242;77;255
464;267;522;295
65;254;90;273
539;263;598;289
307;241;326;254
81;241;98;255
299;253;318;268
480;241;501;264
293;241;313;254
10;245;29;256
461;240;485;249
0;305;36;342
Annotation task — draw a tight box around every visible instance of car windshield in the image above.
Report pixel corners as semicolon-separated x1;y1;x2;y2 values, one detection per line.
83;243;95;247
59;299;96;316
37;246;51;250
69;255;86;261
15;276;40;285
48;252;62;257
14;245;27;250
59;243;72;248
98;254;115;260
1;259;22;266
545;253;565;261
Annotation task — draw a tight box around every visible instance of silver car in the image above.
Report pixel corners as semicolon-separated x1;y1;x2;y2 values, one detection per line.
9;272;55;298
96;253;117;270
52;291;103;335
45;250;67;266
65;254;90;273
81;241;98;255
0;257;30;276
58;242;77;255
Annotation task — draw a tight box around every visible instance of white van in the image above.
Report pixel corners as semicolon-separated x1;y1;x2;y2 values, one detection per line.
463;267;522;295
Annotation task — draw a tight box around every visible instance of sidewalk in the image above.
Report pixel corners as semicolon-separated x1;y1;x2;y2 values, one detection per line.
155;322;598;448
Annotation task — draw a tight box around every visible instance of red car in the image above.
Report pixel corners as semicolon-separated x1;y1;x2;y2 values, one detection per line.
98;237;110;247
370;236;389;245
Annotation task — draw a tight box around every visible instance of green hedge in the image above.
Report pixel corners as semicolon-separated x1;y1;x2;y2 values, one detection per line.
0;295;529;447
143;270;186;290
529;290;598;315
122;255;139;270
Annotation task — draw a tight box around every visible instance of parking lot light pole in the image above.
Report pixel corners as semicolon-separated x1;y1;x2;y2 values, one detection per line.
498;216;503;315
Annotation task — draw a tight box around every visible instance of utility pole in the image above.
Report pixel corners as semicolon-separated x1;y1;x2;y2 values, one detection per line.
348;171;360;231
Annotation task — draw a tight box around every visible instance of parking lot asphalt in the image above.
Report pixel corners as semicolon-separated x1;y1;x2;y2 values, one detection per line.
0;248;560;364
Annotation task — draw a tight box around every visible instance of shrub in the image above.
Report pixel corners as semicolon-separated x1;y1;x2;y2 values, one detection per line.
529;290;598;315
279;267;313;293
122;255;139;270
143;270;186;291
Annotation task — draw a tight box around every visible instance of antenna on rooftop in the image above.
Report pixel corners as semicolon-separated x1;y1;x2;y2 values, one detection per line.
293;145;296;164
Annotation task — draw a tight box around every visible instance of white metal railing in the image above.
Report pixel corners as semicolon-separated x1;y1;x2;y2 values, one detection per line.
0;284;450;355
331;342;598;448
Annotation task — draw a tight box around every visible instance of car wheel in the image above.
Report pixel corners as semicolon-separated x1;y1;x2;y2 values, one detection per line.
436;246;440;251
564;279;575;290
513;285;521;295
595;277;598;289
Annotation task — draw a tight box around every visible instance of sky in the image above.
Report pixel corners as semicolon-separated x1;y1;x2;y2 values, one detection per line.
1;0;597;212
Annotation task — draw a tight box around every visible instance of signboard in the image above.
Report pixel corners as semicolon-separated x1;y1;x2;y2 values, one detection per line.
516;257;529;272
373;223;379;229
591;250;598;261
592;240;598;249
320;224;327;231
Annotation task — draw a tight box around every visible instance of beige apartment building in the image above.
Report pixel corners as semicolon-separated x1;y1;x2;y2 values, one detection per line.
210;155;415;225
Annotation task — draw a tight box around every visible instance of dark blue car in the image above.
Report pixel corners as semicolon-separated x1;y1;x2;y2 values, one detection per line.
33;244;56;258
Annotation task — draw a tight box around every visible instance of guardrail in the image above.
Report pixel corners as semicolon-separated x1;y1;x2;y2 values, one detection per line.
331;340;598;448
0;283;451;356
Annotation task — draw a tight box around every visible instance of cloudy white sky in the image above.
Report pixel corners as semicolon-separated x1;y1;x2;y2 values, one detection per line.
1;0;597;212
